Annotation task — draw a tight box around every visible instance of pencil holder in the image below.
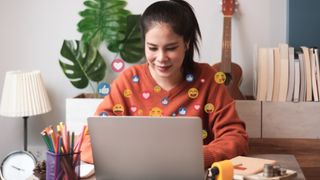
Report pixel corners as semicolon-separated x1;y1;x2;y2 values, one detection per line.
46;151;81;180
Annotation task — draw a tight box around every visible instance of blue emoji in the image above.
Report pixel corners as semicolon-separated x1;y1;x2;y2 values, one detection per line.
178;107;187;116
99;112;108;116
98;82;110;97
161;98;169;106
185;73;194;82
132;75;140;83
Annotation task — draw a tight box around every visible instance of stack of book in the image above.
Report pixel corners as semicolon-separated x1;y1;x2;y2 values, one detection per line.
254;43;320;102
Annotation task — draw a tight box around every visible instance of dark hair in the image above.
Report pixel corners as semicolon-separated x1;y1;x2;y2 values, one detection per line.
140;0;202;75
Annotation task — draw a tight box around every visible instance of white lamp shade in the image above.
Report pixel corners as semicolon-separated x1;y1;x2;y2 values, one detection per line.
0;70;52;117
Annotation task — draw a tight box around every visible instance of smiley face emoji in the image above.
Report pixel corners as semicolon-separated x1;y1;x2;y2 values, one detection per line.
123;89;132;98
153;85;162;93
214;72;226;84
149;107;162;116
204;103;215;114
188;88;199;99
113;104;124;115
202;130;208;139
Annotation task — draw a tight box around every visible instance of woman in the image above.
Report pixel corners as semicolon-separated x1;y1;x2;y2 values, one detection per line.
81;0;248;169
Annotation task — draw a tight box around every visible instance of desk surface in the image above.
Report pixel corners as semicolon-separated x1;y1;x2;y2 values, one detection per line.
251;154;305;180
81;154;305;180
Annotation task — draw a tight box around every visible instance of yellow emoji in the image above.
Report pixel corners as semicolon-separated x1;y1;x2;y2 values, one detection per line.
202;130;208;139
138;109;144;115
123;89;132;98
113;104;124;115
188;88;199;99
214;72;226;84
153;85;162;93
204;103;215;114
149;107;162;116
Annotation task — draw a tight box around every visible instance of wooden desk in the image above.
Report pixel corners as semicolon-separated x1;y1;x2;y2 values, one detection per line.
82;154;305;180
249;138;320;180
251;154;305;180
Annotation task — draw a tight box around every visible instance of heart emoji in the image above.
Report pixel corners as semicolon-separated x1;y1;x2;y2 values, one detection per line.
111;58;125;72
130;106;137;112
142;92;150;99
194;104;200;110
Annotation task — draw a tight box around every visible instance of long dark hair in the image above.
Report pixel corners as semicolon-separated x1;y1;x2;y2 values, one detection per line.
140;0;202;75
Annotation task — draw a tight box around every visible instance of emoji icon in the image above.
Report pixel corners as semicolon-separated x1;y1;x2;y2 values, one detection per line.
130;106;137;113
204;103;215;114
194;104;200;111
142;91;151;99
149;107;162;116
113;104;124;115
138;109;143;115
161;98;169;106
98;82;110;97
123;89;132;98
99;112;108;116
185;73;194;82
178;107;187;116
188;88;199;99
132;75;140;83
202;130;208;139
111;58;125;72
154;85;162;93
214;72;226;84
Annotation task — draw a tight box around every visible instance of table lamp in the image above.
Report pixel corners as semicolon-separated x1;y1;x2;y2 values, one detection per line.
0;70;52;151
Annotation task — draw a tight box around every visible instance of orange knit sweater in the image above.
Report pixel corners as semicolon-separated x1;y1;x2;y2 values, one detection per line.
81;62;248;168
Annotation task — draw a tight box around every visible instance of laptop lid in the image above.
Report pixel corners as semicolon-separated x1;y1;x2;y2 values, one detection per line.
87;116;204;180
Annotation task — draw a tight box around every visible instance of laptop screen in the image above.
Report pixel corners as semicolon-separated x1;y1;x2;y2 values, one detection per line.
87;116;205;180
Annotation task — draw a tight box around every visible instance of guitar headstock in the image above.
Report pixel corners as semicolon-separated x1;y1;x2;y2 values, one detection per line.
222;0;238;16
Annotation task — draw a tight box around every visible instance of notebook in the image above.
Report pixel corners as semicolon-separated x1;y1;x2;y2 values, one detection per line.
87;116;205;180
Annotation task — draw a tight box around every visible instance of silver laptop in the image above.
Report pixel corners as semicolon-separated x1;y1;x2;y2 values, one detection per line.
87;116;205;180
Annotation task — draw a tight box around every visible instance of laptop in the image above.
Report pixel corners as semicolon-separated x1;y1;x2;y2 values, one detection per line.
87;116;205;180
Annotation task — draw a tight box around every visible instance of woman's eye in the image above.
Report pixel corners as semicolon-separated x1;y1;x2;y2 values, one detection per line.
166;47;177;51
148;47;157;51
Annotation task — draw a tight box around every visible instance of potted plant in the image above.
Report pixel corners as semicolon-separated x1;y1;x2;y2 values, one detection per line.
58;0;145;133
59;0;144;98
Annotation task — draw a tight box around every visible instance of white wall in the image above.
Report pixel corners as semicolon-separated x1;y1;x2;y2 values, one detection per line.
0;0;287;161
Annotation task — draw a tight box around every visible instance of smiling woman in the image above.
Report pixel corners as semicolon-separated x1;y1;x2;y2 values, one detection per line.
80;0;248;169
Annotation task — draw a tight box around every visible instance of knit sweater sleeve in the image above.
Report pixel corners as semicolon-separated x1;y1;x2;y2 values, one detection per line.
203;79;249;168
81;67;134;163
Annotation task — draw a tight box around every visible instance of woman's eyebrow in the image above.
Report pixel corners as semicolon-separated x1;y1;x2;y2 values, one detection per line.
146;42;179;46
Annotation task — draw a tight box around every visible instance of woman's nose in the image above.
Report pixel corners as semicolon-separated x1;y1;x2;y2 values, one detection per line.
157;50;168;62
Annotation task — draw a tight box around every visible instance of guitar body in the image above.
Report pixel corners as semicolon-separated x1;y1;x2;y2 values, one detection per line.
212;0;246;100
213;62;246;100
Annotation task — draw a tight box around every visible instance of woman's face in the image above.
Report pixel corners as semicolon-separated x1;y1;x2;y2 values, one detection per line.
145;23;187;84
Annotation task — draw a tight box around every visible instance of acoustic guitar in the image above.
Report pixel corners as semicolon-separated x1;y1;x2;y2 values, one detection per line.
212;0;246;100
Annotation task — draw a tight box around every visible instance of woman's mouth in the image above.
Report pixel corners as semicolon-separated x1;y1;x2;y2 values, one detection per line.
156;65;172;72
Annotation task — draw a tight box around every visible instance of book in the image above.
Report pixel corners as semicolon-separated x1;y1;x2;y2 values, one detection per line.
272;48;281;101
298;52;306;101
293;59;300;102
301;46;312;101
253;45;258;100
314;49;320;100
278;43;289;102
309;48;319;101
286;47;295;102
256;48;269;101
266;48;275;101
231;156;276;177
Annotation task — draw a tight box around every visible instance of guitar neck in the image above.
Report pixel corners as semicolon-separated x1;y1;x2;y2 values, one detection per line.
221;16;232;73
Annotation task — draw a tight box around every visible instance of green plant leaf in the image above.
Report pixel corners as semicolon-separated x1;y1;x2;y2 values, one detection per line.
59;40;106;89
77;0;144;63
